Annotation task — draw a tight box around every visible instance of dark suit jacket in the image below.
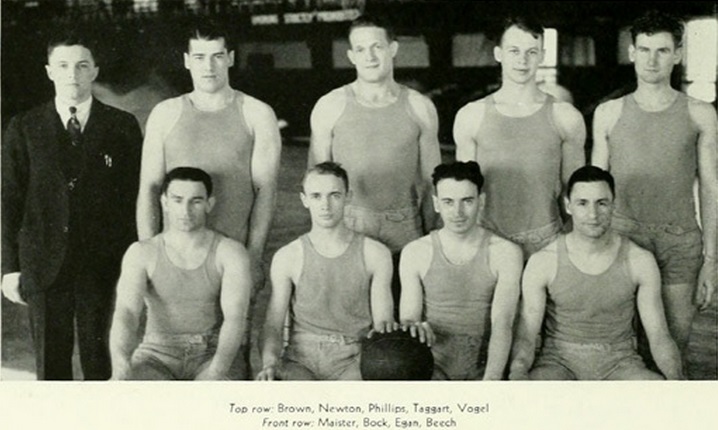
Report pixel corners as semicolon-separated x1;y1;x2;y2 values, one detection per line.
2;99;142;294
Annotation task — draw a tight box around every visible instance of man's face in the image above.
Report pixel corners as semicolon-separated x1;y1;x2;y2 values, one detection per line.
433;178;481;235
629;32;681;85
45;45;98;104
184;38;234;94
565;181;614;239
494;25;544;85
161;180;214;232
347;26;398;84
300;172;350;229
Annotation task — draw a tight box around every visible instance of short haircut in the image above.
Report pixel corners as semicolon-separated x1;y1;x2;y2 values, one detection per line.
186;18;233;53
348;13;396;42
302;162;350;192
432;161;484;194
161;167;214;197
47;30;96;62
496;15;544;45
631;10;684;47
567;166;615;199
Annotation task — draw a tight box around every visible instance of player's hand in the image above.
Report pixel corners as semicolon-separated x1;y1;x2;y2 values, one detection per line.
1;272;26;305
694;258;716;311
256;364;277;381
367;321;400;338
401;320;435;347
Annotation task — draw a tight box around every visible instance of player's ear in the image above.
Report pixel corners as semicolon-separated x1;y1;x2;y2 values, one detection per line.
88;64;99;83
300;191;309;208
628;44;636;63
347;48;356;65
672;46;683;65
45;64;54;81
160;193;169;211
345;189;353;203
206;196;216;213
390;40;399;58
228;50;235;67
564;196;572;216
493;46;502;63
183;52;191;70
432;194;440;213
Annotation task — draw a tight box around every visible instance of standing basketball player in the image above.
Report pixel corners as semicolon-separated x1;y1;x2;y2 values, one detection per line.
400;162;522;380
592;10;717;364
136;19;281;379
309;14;441;311
454;16;586;258
257;162;396;381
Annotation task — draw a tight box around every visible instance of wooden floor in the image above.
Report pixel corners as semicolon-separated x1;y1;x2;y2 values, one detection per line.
2;144;716;380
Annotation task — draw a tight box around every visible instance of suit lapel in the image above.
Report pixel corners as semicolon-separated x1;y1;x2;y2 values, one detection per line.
83;99;106;153
39;103;69;181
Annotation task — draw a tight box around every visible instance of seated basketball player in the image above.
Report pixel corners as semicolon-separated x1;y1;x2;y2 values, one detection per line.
257;162;397;381
109;167;252;380
400;161;523;380
509;166;683;380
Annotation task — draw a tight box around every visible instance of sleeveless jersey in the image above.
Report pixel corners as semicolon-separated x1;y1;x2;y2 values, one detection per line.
331;85;422;211
146;232;223;335
474;95;563;236
164;91;254;243
608;93;699;228
545;235;636;344
422;230;498;335
291;233;372;338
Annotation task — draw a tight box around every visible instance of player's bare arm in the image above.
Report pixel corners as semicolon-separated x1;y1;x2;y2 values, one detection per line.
243;95;282;288
553;101;587;187
136;99;182;240
109;242;153;380
629;242;684;379
484;236;523;380
453;100;487;162
256;240;302;381
509;242;557;380
364;237;397;334
590;98;623;169
690;99;718;310
308;89;347;166
408;90;442;233
197;238;252;380
399;237;434;345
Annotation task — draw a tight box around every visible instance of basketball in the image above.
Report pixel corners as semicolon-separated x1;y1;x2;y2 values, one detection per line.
360;330;434;380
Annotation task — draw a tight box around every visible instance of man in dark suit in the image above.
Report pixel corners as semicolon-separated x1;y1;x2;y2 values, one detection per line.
1;32;142;380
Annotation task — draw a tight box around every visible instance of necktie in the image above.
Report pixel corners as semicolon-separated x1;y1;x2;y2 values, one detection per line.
67;106;82;146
